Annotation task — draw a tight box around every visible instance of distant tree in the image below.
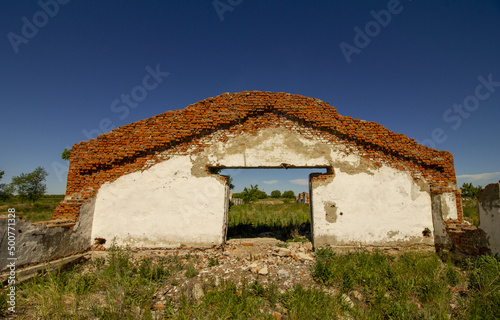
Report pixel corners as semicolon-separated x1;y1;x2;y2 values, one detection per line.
255;190;268;199
241;186;256;204
11;166;48;203
460;183;482;199
61;148;71;160
282;190;295;199
0;170;14;201
239;184;268;203
271;190;281;198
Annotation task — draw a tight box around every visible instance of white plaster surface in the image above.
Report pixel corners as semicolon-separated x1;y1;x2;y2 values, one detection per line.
478;184;500;256
207;128;332;167
430;193;454;247
92;156;226;247
312;165;434;246
441;192;458;220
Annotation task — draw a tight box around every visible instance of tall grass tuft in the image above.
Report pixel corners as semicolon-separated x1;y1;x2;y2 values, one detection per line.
17;243;168;319
464;255;500;319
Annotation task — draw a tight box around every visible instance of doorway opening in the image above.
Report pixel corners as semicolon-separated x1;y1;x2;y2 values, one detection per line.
215;167;327;242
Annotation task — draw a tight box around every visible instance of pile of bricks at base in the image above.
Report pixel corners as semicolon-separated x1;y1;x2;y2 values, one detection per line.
444;220;490;255
53;91;460;221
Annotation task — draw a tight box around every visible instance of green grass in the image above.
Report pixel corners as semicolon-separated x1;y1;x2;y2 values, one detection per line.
5;244;500;319
0;194;64;222
10;243;189;319
462;198;479;226
465;255;500;319
312;249;450;318
227;202;310;240
228;202;310;228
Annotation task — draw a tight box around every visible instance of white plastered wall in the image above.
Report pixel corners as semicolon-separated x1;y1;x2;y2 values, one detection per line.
312;167;434;246
431;192;459;248
478;183;500;256
92;156;227;247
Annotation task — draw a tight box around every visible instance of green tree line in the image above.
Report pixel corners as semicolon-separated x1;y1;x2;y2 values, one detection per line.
232;185;297;204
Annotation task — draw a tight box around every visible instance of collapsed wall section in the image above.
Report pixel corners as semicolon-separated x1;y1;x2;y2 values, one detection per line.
53;91;461;249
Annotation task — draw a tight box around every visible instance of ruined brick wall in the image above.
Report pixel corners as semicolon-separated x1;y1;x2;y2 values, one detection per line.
54;91;460;221
296;192;310;205
444;220;490;255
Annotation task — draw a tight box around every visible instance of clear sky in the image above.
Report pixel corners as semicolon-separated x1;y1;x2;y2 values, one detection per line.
1;0;499;195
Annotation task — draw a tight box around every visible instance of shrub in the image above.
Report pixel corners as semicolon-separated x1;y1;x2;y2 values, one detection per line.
461;182;482;199
184;263;199;278
271;190;281;198
239;185;267;203
282;190;295;199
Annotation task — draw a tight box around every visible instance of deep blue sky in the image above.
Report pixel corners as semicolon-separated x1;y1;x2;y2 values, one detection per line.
1;0;499;195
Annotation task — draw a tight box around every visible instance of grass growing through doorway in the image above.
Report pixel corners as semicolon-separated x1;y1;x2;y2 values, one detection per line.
227;202;310;240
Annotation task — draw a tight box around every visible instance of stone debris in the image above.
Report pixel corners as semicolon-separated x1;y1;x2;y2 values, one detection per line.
192;283;204;300
277;269;290;280
351;290;363;302
295;252;314;261
258;266;269;275
342;294;354;308
125;239;320;310
274;247;292;257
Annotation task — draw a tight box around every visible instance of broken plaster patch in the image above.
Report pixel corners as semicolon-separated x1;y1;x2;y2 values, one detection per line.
325;202;338;223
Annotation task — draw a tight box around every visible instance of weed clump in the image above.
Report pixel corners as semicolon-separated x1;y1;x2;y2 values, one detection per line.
465;255;500;319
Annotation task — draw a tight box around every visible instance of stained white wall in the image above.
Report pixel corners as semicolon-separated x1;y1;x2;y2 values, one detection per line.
312;166;434;246
431;192;459;248
478;183;500;256
92;156;226;247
